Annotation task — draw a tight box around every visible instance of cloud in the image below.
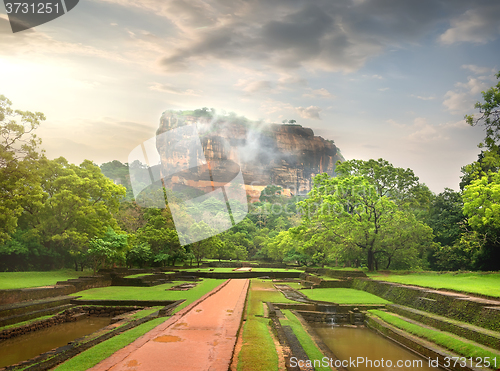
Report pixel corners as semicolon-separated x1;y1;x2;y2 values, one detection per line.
235;79;275;94
295;106;322;120
378;87;389;92
151;0;480;74
411;95;435;101
439;4;500;44
391;116;471;143
461;64;495;75
149;82;202;96
443;76;490;114
302;88;335;99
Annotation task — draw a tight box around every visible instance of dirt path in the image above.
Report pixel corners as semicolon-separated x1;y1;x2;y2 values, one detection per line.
89;279;249;371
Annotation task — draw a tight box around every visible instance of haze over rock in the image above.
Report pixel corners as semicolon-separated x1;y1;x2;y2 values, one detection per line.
155;109;344;201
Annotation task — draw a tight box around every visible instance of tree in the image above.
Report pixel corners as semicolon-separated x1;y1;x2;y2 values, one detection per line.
466;71;500;151
87;232;126;275
460;72;500;270
298;173;434;271
17;157;126;268
462;171;500;270
426;189;464;247
133;208;183;267
184;221;220;267
0;95;45;243
335;158;432;210
100;160;134;199
127;243;152;268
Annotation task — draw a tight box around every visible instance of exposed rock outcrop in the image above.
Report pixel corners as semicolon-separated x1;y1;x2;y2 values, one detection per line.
155;110;344;201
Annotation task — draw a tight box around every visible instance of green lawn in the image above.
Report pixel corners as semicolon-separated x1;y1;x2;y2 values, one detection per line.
123;273;155;278
368;272;500;298
280;310;331;371
0;269;91;289
71;279;224;313
301;288;390;304
238;279;294;371
181;267;237;272
180;267;303;273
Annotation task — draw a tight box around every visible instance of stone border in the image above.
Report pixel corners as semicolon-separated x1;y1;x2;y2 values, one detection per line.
292;310;348;371
352;278;500;332
365;313;484;371
0;301;184;371
388;304;500;350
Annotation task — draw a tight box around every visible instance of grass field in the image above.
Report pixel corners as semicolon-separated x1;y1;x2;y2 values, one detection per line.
123;273;155;278
237;279;294;371
71;279;224;313
180;267;303;273
300;288;390;304
0;269;91;289
368;271;500;298
280;310;331;371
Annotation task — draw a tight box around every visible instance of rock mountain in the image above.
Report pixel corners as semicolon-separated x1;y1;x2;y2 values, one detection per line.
155;109;344;201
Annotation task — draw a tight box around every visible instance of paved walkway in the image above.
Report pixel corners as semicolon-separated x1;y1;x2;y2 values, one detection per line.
90;279;249;371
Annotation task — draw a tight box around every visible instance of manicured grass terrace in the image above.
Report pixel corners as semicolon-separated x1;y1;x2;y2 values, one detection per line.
237;279;294;371
368;271;500;298
280;309;331;371
123;273;155;278
0;269;90;289
71;279;224;313
180;267;303;273
300;288;390;304
50;279;226;370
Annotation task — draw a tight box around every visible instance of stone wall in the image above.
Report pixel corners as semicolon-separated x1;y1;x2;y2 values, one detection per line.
0;276;112;305
0;286;76;306
352;278;500;332
304;268;367;278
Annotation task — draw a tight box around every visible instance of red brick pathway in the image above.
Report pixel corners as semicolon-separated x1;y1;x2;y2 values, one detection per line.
89;279;249;371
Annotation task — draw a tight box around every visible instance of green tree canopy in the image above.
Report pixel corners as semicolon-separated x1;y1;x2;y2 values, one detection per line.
466;71;500;151
0;95;45;243
17;157;126;267
335;158;431;210
298;173;434;271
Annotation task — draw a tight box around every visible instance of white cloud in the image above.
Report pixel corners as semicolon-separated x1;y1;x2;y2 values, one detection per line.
295;106;321;120
378;87;389;92
439;5;500;44
235;79;275;94
149;82;202;96
461;64;495;75
302;88;335;99
411;94;435;101
443;76;490;114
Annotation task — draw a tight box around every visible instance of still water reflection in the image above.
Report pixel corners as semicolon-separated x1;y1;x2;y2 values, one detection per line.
0;317;111;368
312;325;442;371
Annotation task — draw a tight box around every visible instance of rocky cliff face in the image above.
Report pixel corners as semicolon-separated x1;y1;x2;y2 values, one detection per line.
155;110;344;201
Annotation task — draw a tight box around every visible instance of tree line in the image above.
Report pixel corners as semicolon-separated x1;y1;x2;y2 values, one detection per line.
1;73;499;272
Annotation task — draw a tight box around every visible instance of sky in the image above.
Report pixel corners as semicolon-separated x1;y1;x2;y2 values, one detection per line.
1;0;499;194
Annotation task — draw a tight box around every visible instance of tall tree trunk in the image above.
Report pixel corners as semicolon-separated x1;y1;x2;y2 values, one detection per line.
367;249;374;271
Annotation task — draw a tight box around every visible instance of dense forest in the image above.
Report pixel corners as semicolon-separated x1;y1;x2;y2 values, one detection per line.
1;72;499;272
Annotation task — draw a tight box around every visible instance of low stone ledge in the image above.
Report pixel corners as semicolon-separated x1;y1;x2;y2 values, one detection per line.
365;314;482;371
70;299;177;307
0;286;76;306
